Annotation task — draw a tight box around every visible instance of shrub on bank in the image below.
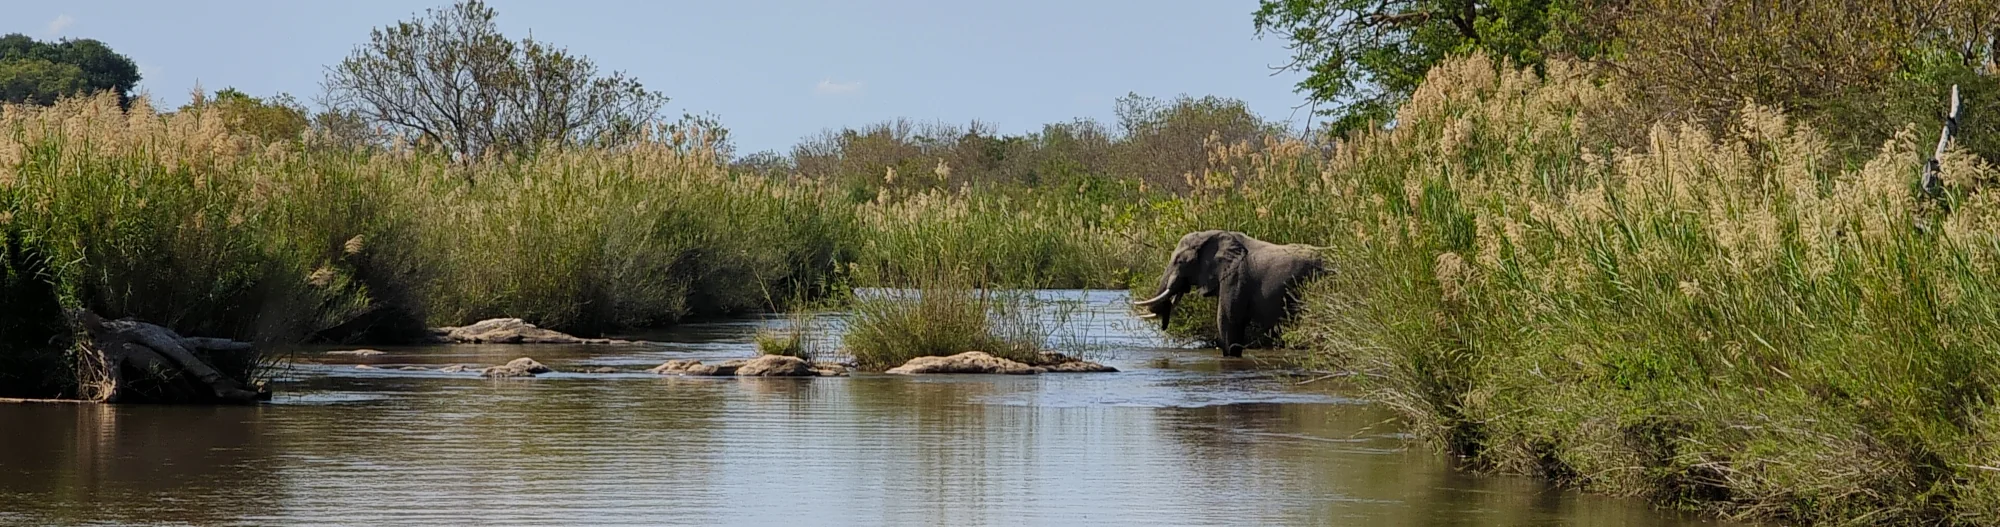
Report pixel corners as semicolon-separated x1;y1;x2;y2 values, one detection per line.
1258;55;2000;523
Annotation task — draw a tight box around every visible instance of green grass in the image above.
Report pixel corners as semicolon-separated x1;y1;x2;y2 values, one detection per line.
840;274;1063;371
755;309;825;362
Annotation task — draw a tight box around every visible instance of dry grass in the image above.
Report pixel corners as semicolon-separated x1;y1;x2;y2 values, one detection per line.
1210;54;2000;524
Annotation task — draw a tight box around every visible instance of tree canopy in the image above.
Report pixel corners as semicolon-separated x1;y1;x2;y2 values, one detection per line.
1253;0;1597;135
1257;0;2000;161
0;33;141;106
179;88;313;145
323;0;667;160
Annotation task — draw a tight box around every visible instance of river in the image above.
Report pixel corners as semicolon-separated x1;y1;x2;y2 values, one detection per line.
0;291;1733;526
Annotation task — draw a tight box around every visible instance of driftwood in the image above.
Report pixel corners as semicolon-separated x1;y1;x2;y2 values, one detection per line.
1923;84;1961;198
69;310;266;404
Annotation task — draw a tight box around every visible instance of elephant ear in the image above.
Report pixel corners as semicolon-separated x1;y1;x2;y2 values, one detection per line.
1211;234;1249;295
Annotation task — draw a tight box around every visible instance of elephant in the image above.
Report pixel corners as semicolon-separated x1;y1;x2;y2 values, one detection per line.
1132;230;1325;357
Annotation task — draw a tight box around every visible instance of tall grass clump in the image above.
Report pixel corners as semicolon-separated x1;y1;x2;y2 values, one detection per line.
1219;54;2000;523
755;308;830;362
851;180;1142;289
841;273;1063;370
418;128;858;333
0;93;859;397
1;93;420;344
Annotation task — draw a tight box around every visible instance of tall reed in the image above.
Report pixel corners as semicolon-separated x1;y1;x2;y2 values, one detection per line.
1209;55;2000;523
0;94;856;348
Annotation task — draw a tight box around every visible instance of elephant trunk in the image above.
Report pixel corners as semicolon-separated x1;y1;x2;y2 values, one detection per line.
1134;274;1183;330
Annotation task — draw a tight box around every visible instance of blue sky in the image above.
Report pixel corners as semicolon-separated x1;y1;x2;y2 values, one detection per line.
7;1;1308;154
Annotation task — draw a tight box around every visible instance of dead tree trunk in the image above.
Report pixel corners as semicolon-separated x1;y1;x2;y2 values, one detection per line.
68;310;266;404
1923;84;1961;198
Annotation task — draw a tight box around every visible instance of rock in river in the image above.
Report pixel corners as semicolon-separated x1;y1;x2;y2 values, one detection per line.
326;349;386;356
812;362;850;377
885;351;1115;375
434;318;628;345
1035;352;1118;373
649;359;719;376
734;355;815;376
886;351;1045;375
650;357;846;377
480;357;553;378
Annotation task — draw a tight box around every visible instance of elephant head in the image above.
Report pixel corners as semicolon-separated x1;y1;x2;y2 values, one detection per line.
1132;230;1244;330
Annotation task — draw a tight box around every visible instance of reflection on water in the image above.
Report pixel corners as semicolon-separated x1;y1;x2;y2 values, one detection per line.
0;291;1733;526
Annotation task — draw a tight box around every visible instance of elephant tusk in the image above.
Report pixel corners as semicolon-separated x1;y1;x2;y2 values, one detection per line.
1132;290;1172;306
1137;313;1158;319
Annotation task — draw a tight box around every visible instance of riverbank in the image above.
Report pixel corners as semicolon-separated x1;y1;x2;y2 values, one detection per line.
1116;55;2000;524
1269;56;2000;524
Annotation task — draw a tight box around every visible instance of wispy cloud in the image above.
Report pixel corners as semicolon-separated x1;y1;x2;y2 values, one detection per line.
43;14;74;37
814;79;863;95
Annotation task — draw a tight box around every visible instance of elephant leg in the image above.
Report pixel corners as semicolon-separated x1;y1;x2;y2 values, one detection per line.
1218;309;1247;358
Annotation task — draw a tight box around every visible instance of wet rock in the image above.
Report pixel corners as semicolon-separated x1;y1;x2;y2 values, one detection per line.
437;364;472;373
1033;352;1118;373
396;366;429;371
651;357;849;377
710;359;749;376
354;364;379;370
648;359;708;375
327;349;386;356
480;357;552;378
435;318;628;344
735;355;815;377
582;366;618;374
886;351;1045;375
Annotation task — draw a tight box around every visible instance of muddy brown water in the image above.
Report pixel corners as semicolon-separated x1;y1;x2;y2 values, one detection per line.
0;291;1736;526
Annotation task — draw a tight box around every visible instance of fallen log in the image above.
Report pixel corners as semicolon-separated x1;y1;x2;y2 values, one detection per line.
69;310;268;404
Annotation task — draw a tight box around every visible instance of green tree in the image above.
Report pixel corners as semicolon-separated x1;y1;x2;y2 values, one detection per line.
1112;93;1279;191
181;88;312;144
308;108;384;152
323;0;667;160
1598;0;2000;159
1252;0;1597;135
0;33;141;106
